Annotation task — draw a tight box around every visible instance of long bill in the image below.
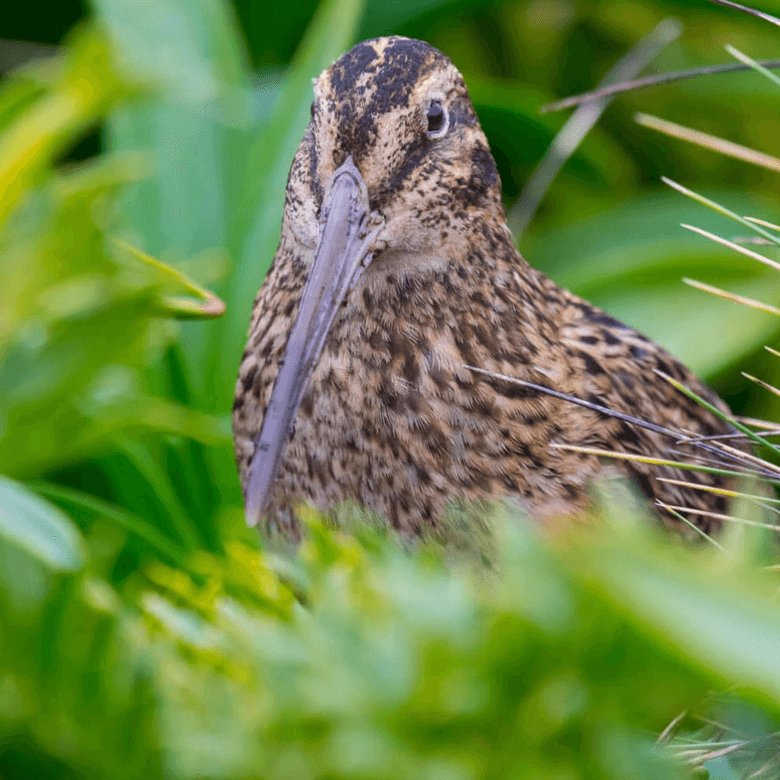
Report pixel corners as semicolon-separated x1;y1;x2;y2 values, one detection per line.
244;156;382;527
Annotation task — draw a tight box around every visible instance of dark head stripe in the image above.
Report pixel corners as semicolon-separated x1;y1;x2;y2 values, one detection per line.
326;38;448;166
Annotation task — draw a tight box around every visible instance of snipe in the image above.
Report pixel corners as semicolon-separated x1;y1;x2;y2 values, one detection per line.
233;36;742;540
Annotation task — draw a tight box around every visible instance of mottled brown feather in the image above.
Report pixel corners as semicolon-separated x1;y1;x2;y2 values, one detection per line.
233;36;744;540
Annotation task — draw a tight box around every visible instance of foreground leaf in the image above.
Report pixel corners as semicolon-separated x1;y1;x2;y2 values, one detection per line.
0;476;86;570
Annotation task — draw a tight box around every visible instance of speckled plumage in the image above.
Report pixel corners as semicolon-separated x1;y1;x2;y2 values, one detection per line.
233;36;740;540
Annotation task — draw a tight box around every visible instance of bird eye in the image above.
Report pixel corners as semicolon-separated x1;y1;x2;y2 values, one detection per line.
426;101;447;136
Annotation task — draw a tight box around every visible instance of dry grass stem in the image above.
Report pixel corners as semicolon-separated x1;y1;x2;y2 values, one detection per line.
656;501;725;546
743;372;780;400
541;60;780;112
683;278;780;316
657;710;689;743
735;413;780;430
746;216;780;232
657;477;780;505
636;113;780;172
681;224;780;272
661;504;780;532
731;237;776;246
707;0;780;28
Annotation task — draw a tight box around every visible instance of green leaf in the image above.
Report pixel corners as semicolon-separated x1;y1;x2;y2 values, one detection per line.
115;240;226;320
0;476;86;570
572;536;780;717
214;0;367;411
94;0;252;102
99;0;254;410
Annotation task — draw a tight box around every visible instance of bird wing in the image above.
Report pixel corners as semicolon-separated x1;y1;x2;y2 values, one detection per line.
557;294;744;535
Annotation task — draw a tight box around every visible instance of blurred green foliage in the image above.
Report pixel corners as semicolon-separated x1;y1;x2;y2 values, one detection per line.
6;497;780;780
2;0;780;777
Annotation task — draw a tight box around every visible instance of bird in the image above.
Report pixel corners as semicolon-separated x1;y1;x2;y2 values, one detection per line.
233;35;746;542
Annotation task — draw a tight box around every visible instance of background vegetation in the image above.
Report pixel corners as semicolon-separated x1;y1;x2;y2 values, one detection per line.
2;0;780;777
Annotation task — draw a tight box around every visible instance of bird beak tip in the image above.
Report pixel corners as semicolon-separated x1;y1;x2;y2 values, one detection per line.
244;493;262;528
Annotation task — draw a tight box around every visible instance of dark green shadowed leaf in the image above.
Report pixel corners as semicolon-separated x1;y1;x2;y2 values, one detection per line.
32;481;187;565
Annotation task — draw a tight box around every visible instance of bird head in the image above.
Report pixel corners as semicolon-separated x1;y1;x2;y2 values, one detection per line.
285;36;504;262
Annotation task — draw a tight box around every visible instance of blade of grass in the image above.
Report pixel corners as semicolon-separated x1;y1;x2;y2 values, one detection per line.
466;364;759;472
115;439;200;550
115;239;226;319
677;429;780;444
156;345;224;546
657;710;689;744
746;217;780;232
549;443;775;481
98;0;254;410
689;739;754;762
663;445;768;475
662;504;780;534
0;476;87;570
94;0;252;103
87;397;231;447
572;536;780;714
657;477;780;506
730;236;776;245
655;500;725;548
707;0;780;27
699;438;780;476
735;415;780;434
0;32;124;227
743;372;780;400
